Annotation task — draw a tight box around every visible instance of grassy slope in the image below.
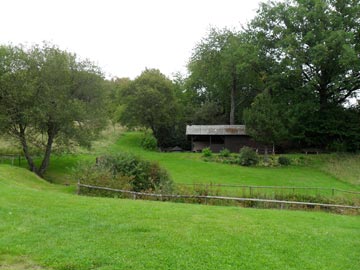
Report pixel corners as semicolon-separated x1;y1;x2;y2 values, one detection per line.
2;131;358;191
0;164;359;270
104;132;359;190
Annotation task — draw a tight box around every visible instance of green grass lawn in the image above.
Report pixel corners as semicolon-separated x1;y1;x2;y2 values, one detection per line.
103;132;360;190
2;131;359;192
0;164;359;270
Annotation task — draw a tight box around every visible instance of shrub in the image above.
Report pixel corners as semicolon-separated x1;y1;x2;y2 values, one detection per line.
75;161;133;197
237;147;259;166
99;153;173;192
202;147;213;157
327;140;347;152
77;152;173;195
219;148;231;158
140;132;158;151
278;156;291;166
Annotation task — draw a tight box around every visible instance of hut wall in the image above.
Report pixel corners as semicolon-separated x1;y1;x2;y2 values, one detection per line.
191;135;266;153
224;136;259;152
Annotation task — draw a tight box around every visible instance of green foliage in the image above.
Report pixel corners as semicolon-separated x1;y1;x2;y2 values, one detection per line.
140;131;158;151
187;28;262;124
190;101;227;125
201;147;213;157
219;148;231;158
249;0;360;151
75;161;133;197
0;43;106;177
244;91;287;150
94;152;173;193
278;156;291;166
119;69;180;147
237;146;259;166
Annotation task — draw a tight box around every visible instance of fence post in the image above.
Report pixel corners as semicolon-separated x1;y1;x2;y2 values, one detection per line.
133;194;136;200
250;186;253;196
76;179;80;195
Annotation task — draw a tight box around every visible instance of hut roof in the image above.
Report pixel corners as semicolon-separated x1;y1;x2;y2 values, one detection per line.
186;125;246;136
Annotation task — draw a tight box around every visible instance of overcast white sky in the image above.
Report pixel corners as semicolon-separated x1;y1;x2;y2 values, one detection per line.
1;0;263;79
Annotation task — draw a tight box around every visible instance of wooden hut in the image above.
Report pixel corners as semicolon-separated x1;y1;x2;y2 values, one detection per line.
186;125;262;153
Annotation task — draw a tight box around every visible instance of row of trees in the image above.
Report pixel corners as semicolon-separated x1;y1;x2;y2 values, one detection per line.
108;0;360;152
1;0;359;177
185;0;360;151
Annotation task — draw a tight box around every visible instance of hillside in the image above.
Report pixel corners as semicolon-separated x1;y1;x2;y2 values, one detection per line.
0;164;359;270
98;132;360;190
1;131;359;192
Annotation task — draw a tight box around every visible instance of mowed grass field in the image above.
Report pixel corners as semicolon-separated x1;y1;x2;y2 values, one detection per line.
0;165;359;270
29;132;359;193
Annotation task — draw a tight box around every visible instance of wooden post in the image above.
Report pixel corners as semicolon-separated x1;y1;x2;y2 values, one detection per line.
76;179;80;195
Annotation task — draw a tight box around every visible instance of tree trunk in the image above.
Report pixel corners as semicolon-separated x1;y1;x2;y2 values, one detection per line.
18;125;38;174
229;74;236;125
319;88;328;110
264;145;269;163
272;143;275;155
38;128;56;177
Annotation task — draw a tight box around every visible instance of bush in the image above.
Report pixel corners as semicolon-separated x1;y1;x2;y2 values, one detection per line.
202;147;213;157
237;147;259;166
75;161;133;197
327;140;347;152
278;156;291;166
77;152;173;195
140;132;158;151
219;148;231;158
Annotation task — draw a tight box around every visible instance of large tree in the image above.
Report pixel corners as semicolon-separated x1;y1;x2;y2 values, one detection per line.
187;28;263;124
244;91;288;155
249;0;360;148
0;44;106;177
120;69;179;147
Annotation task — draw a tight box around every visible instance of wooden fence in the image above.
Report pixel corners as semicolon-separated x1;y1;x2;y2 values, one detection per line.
78;183;360;211
176;183;360;197
0;155;22;166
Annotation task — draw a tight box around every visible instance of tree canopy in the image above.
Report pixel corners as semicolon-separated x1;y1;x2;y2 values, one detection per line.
0;44;106;176
187;28;263;124
248;0;360;149
182;0;360;151
244;91;288;154
119;69;181;147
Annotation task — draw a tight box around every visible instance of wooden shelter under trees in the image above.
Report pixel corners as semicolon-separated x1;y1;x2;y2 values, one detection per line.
186;125;264;153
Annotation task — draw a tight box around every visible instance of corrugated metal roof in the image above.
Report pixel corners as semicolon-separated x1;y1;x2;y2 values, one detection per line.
186;125;247;135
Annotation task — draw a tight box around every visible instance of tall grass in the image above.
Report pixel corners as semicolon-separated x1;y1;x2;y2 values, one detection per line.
320;154;360;186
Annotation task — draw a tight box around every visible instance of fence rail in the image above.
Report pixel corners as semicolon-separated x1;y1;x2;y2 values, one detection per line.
0;155;22;166
78;183;360;210
176;183;360;196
